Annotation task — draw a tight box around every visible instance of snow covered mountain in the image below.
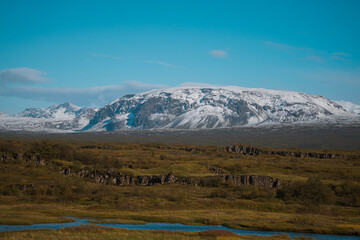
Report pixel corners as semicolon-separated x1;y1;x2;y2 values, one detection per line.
334;100;360;116
1;86;359;132
84;86;355;131
15;102;83;119
0;103;98;132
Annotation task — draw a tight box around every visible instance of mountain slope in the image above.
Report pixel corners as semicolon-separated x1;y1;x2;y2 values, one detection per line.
0;112;8;118
15;102;83;119
335;100;360;115
85;86;352;131
0;103;98;132
1;87;358;132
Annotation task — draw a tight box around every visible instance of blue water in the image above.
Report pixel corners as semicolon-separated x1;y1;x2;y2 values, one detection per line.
0;217;358;240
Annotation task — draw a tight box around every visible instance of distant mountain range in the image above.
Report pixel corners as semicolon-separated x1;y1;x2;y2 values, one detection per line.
15;102;83;119
0;102;98;132
0;86;359;132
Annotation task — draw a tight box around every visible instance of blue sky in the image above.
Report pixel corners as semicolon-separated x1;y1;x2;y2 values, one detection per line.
1;0;359;114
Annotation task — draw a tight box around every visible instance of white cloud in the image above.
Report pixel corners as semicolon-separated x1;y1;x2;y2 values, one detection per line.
89;52;123;60
331;52;351;61
0;68;50;84
303;55;324;62
265;41;353;63
333;52;351;57
264;41;314;52
0;81;167;106
143;60;177;68
209;50;228;58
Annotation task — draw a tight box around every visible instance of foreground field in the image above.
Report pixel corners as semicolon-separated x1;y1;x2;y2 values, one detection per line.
2;124;360;150
0;225;306;240
0;138;359;237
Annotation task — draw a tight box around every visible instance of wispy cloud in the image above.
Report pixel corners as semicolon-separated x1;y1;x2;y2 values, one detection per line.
301;68;360;86
179;82;221;88
265;41;353;63
89;52;123;60
0;81;167;106
331;52;351;61
0;68;50;85
264;41;314;52
302;55;325;62
209;50;228;58
143;60;177;68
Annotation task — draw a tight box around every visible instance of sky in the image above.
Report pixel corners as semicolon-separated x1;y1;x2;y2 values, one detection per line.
1;0;360;114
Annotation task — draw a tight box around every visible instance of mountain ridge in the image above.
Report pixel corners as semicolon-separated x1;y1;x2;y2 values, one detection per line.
0;102;98;132
84;86;353;131
335;100;360;115
15;102;84;119
0;86;359;132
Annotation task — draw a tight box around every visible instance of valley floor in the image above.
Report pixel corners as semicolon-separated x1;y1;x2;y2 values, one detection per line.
0;137;359;238
1;124;360;150
0;226;297;240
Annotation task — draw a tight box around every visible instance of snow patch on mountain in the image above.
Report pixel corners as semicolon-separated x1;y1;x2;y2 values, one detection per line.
0;102;98;132
15;102;84;119
0;112;8;118
85;86;355;131
334;100;360;115
1;86;359;132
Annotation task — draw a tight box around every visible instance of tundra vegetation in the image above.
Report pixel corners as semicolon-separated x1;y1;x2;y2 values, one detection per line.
0;138;359;239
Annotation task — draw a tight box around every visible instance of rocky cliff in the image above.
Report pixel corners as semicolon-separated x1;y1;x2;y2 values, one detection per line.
221;145;345;159
0;152;284;188
179;145;346;159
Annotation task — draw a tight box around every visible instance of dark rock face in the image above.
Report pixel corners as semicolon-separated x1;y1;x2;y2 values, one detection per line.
62;168;283;188
178;145;346;159
220;145;345;159
206;165;283;188
207;166;228;175
0;152;46;166
1;150;285;189
80;145;114;150
0;153;13;162
15;184;34;191
73;170;187;186
223;175;283;188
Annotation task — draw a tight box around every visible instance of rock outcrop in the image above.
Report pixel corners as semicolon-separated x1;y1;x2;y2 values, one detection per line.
60;167;283;188
1;150;285;189
0;152;47;166
80;145;114;150
223;175;283;188
64;169;195;186
207;165;228;175
179;145;346;159
0;153;13;162
221;145;345;159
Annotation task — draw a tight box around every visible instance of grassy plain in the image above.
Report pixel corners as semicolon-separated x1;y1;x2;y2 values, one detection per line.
0;138;359;238
0;225;304;240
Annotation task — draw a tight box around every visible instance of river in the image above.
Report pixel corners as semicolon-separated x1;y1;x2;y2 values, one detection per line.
0;217;358;240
